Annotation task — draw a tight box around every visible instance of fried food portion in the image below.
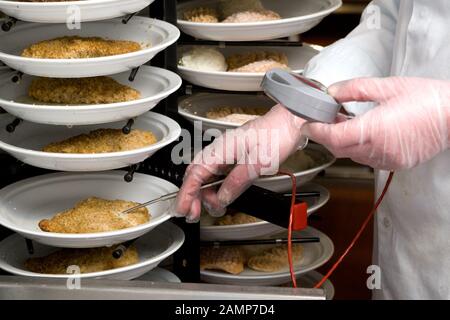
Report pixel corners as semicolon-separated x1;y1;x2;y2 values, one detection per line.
39;197;150;234
247;244;303;272
231;60;289;73
42;129;157;154
206;106;269;125
29;77;141;105
215;212;260;226
227;51;288;72
183;7;219;23
21;36;141;59
25;245;139;274
222;10;281;23
218;0;265;19
200;247;246;275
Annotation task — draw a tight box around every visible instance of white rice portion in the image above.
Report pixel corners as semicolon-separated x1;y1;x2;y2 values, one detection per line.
179;47;228;72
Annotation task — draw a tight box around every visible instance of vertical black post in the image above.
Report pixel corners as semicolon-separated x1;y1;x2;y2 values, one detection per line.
164;0;200;283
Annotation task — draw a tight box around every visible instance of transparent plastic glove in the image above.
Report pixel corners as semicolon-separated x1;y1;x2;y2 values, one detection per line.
302;77;450;170
175;104;307;222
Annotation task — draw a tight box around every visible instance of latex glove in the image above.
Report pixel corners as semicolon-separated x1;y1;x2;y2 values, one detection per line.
302;77;450;170
175;104;307;222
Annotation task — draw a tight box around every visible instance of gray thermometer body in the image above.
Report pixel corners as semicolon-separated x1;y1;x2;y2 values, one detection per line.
261;69;341;123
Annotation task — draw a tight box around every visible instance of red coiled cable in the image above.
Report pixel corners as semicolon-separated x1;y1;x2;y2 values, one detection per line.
278;171;298;288
278;170;394;290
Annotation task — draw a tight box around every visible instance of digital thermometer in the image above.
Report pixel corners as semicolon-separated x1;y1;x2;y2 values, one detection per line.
261;69;341;123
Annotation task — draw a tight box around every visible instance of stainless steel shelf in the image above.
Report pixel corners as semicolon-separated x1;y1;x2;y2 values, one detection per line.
0;276;325;300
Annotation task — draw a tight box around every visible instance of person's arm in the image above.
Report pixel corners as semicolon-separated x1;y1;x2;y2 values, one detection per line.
302;77;450;170
305;0;400;115
174;0;401;220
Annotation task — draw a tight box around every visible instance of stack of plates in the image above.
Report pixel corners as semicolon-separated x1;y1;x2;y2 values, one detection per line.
0;3;185;280
175;0;340;296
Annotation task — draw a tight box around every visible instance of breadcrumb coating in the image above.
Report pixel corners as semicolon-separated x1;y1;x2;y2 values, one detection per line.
39;197;150;234
25;245;139;274
230;60;290;73
222;9;281;23
247;244;303;272
201;247;246;275
42;129;158;154
226;51;288;71
21;36;141;59
29;77;141;105
215;212;260;226
206;106;269;124
183;7;219;23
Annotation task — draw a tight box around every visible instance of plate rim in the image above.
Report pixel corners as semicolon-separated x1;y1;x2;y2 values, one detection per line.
177;44;318;77
0;66;182;112
200;226;334;280
0;171;178;240
0;17;180;64
0;222;185;279
177;0;342;27
0;111;182;159
0;0;151;7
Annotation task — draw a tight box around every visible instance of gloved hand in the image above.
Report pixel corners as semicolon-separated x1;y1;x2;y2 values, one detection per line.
175;104;307;222
302;77;450;170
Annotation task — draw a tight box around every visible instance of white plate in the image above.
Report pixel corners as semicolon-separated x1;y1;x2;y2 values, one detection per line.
0;111;181;172
134;267;181;283
179;92;274;131
0;17;180;78
254;144;335;192
0;222;185;280
0;171;179;248
0;0;155;23
200;226;334;286
177;0;342;41
0;66;182;126
200;182;330;241
178;45;318;91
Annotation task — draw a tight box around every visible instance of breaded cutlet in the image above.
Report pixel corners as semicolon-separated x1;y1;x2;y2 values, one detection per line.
24;245;139;274
247;244;304;272
226;51;288;71
29;77;141;105
39;197;150;234
200;247;246;275
21;36;141;59
42;129;158;154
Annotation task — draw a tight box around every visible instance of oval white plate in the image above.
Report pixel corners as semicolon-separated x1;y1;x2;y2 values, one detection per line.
0;0;155;23
177;0;342;41
133;267;181;283
178;44;318;91
255;144;335;192
200;226;334;286
0;66;182;126
0;111;181;172
0;222;185;280
179;92;275;131
0;17;180;78
200;182;330;241
0;171;179;248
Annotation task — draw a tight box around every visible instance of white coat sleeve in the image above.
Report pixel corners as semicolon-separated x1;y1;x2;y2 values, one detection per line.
304;0;400;115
